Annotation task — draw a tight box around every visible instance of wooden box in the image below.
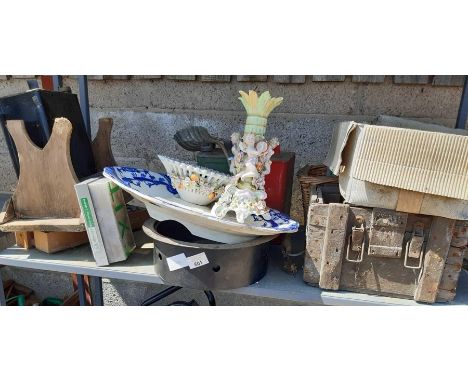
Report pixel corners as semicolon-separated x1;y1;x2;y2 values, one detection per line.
304;184;467;303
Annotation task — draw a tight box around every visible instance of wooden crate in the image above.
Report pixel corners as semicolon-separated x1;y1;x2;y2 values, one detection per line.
304;184;467;303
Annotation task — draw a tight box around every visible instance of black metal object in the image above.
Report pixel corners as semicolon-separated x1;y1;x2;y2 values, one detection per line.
174;126;231;159
141;286;217;306
168;299;199;306
0;89;96;179
52;75;63;91
78;76;91;137
281;226;306;275
0;114;20;176
0;271;6;306
455;76;468;130
91;276;104;306
142;219;275;290
141;286;182;306
77;274;87;306
203;290;216;306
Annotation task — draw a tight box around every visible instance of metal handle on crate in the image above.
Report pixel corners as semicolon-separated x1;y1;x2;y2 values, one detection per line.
346;222;365;263
403;223;426;269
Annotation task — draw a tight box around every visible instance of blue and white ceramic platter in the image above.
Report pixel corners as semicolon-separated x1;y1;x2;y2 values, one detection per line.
103;166;299;244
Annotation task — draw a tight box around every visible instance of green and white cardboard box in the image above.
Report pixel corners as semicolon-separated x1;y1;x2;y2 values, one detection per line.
75;176;136;266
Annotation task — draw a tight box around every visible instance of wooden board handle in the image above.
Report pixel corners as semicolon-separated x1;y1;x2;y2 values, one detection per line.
6;118;81;219
92;118;116;171
5;120;39;155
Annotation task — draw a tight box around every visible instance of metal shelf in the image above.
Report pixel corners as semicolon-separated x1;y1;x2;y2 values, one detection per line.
1;230;467;306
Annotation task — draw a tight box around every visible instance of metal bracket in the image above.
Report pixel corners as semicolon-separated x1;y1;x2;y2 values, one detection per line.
346;217;365;263
404;222;426;269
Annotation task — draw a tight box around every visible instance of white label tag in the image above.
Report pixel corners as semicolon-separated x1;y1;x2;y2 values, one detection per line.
167;253;189;271
187;252;209;269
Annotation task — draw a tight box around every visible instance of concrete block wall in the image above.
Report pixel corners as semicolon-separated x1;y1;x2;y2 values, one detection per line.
1;75;466;223
0;74;466;305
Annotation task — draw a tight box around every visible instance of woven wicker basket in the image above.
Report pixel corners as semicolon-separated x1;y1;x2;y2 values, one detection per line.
297;164;338;222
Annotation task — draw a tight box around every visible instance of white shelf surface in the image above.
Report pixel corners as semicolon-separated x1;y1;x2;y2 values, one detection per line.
1;231;467;306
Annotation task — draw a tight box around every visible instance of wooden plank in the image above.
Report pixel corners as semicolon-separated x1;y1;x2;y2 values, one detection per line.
451;221;467;247
15;232;34;249
438;263;462;291
312;75;346;82
271;76;291;83
165;75;196;81
436;246;464;302
352;75;385;83
0;75;9;80
303;204;329;284
319;203;349;290
0;218;85;232
340;208;431;299
92;118;116;171
128;207;149;231
236;75;268;82
432;76;465;87
5;119;81;219
368;208;408;258
453;221;467;238
290;75;306;83
436;289;456;302
33;231;89;253
414;217;455;303
396;189;424;214
394;75;430;84
445;246;464;266
451;237;468;248
199;75;230;82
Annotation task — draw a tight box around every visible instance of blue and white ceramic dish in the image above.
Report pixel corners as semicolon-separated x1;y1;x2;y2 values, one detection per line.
103;166;299;244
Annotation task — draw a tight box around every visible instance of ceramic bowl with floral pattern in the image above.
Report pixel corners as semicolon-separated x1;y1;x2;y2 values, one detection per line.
159;155;231;206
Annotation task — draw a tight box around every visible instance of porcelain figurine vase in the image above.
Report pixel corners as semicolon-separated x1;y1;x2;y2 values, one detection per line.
212;90;283;223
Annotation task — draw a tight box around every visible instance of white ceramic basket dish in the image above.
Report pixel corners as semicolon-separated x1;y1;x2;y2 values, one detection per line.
103;166;299;244
158;155;231;206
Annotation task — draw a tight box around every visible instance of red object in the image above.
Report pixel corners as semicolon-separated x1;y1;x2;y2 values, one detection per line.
40;75;54;90
265;146;296;214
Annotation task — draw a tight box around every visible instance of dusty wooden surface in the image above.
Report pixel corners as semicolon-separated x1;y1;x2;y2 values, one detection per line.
318;203;349;290
15;232;34;249
0;217;85;232
368;208;408;258
303;204;329;284
33;231;89;253
305;187;465;302
436;221;467;302
91;118;116;171
6;118;80;219
414;217;455;303
396;189;424;214
340;211;430;299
